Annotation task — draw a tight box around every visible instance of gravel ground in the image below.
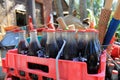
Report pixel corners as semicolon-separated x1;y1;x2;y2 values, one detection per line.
0;50;7;80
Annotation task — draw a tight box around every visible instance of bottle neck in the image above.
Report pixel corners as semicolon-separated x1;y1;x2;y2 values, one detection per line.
111;70;118;80
19;32;26;41
77;32;85;41
62;31;67;40
56;32;62;39
67;32;76;42
47;32;56;44
42;31;47;37
30;31;38;42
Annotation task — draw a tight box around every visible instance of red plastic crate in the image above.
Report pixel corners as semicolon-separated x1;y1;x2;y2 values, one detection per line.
2;49;106;80
111;44;120;58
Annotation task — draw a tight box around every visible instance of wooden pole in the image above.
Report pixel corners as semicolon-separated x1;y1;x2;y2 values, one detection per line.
53;0;64;17
26;0;36;28
114;1;120;20
98;0;113;44
104;0;113;10
5;0;10;26
69;0;74;15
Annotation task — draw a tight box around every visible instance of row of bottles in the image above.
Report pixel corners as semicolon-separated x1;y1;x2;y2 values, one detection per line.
17;28;102;74
105;57;120;80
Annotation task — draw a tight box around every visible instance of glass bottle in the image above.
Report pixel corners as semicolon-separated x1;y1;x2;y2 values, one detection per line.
63;30;79;60
107;58;112;63
62;30;68;41
18;30;29;55
111;70;118;80
117;61;120;66
106;59;112;80
55;29;63;49
94;30;101;56
115;57;120;62
28;29;42;57
86;29;100;74
46;29;59;58
40;28;47;48
77;30;87;62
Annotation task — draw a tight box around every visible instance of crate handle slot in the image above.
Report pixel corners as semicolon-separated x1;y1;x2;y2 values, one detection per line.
27;62;49;73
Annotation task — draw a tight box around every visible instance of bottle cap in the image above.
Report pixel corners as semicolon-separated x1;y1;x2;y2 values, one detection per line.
108;58;112;61
30;29;37;32
112;70;118;74
19;30;25;33
56;29;63;32
86;29;98;33
67;30;76;32
37;28;47;32
109;63;115;67
117;61;120;64
42;28;48;32
78;29;86;32
47;29;55;32
115;57;119;61
62;30;68;32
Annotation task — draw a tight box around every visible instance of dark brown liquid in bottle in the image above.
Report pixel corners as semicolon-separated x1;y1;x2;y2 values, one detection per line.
18;40;28;55
46;42;59;58
40;36;47;48
86;40;99;74
63;42;79;60
78;39;87;58
28;41;41;56
56;38;63;49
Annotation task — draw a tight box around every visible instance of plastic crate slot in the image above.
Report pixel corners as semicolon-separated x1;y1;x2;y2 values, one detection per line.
11;76;20;80
28;62;49;73
42;76;54;80
29;73;38;80
18;70;26;77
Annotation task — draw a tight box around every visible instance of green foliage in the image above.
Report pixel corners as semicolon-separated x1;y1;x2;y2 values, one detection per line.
116;24;120;41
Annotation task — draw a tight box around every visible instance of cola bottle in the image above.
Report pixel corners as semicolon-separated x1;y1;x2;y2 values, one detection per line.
92;30;101;65
86;29;100;74
107;63;115;80
118;68;120;80
55;29;63;49
77;30;87;62
111;70;118;80
115;57;120;62
117;61;120;67
46;29;59;58
18;30;29;55
107;58;112;64
94;30;101;55
114;61;120;71
28;29;42;57
62;30;68;41
63;30;79;60
40;28;47;48
28;29;44;79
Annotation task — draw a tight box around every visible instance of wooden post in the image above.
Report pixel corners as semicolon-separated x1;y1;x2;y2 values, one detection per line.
53;0;64;17
5;0;10;26
104;0;113;10
69;0;74;15
26;0;36;28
